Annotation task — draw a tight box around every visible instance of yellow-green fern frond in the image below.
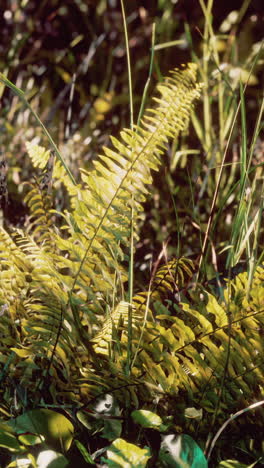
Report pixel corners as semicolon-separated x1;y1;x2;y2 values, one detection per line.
133;257;195;313
25;141;79;202
0;228;31;300
24;182;54;248
134;266;264;417
92;258;195;360
92;301;140;356
22;64;202;318
55;64;202;304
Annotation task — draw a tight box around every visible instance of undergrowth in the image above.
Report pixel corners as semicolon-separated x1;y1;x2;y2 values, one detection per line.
0;1;263;467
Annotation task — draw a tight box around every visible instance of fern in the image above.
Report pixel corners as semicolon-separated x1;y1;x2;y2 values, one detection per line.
1;64;264;449
0;64;203;406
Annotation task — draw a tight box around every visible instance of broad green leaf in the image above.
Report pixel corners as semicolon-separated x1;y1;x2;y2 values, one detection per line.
76;410;93;430
106;438;151;467
159;434;208;468
10;347;33;358
8;409;73;451
102;419;122;441
131;409;167;431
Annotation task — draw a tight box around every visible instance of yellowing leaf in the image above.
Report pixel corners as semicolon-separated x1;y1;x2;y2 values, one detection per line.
10;347;32;358
107;438;151;467
131;410;163;429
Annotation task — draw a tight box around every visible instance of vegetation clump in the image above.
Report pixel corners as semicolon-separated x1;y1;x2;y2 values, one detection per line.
0;1;263;466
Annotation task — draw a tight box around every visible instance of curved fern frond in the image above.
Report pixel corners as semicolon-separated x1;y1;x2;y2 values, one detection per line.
133;257;195;310
24;64;202;317
70;64;202;290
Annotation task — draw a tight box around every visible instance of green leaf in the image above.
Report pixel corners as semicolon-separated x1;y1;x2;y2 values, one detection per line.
131;409;166;431
159;434;208;468
10;347;33;358
0;73;25;98
75;439;96;465
102;419;122;441
0;428;22;452
18;432;43;446
8;409;74;451
106;438;151;467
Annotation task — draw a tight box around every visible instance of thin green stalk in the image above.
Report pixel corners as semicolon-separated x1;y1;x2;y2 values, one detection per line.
238;79;250;262
197;95;241;277
240;80;248;191
137;23;156;127
200;0;213;154
153;38;185;51
218;78;224;153
120;0;133;129
248;178;264;296
126;195;134;375
248;77;264;164
246;96;264;294
29;104;76;184
120;0;134;376
130;284;152;371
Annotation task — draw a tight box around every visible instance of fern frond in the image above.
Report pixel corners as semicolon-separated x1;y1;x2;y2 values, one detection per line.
132;257;194;317
24;65;202;317
92;301;140;356
92;258;195;363
134;266;264;417
24;182;54;247
25;141;79;201
59;64;202;300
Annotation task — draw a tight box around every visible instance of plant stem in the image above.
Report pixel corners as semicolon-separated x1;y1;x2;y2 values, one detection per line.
120;0;133;129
